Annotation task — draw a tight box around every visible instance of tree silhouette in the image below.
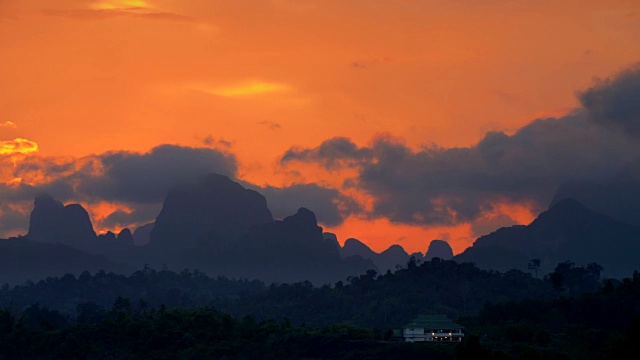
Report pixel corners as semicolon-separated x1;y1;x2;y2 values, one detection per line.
548;271;565;295
528;259;541;278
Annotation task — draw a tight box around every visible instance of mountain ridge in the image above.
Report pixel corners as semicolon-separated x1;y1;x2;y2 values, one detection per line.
456;198;640;277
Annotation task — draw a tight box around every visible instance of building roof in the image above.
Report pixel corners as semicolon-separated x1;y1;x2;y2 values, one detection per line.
403;315;464;330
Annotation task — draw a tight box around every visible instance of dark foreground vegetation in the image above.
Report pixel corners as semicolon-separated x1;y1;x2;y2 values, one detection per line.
0;306;457;360
0;259;638;359
1;259;559;329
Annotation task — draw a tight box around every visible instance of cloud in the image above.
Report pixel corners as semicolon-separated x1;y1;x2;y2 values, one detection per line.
0;203;30;235
199;81;291;97
4;64;640;238
470;213;516;238
5;144;237;205
0;144;237;235
0;138;38;156
351;62;368;70
258;121;282;130
0;121;16;128
44;0;198;23
248;183;360;226
202;135;232;148
281;136;372;170
580;63;640;137
1;142;358;234
77;144;237;203
349;57;394;70
90;0;149;10
100;203;161;229
44;9;196;22
281;65;640;226
0;179;76;204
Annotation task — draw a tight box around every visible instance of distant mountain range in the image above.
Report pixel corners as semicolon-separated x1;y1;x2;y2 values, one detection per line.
455;198;640;278
0;237;128;285
338;237;453;273
550;179;640;227
2;172;639;285
2;174;452;285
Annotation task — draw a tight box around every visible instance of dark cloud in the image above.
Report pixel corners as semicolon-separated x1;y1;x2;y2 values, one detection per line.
5;65;640;236
78;144;237;203
202;135;232;148
1;143;357;234
580;63;640;136
470;213;517;238
0;180;76;203
0;145;237;235
245;182;359;226
281;136;372;170
281;82;640;226
258;121;282;130
101;203;162;229
0;204;29;235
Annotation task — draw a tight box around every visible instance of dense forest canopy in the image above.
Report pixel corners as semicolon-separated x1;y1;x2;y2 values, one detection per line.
1;259;559;328
1;260;639;359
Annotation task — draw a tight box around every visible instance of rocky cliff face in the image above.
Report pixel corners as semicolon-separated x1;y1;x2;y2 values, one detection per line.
341;238;378;260
455;198;640;277
551;179;640;226
340;238;412;273
116;228;134;246
132;223;154;246
425;240;454;260
149;173;274;250
19;175;384;284
26;194;97;248
377;245;410;272
241;208;339;263
144;174;373;284
231;208;358;283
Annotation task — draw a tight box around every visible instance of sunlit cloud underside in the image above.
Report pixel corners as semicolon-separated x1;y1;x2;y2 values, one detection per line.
200;81;292;97
0;138;39;155
91;0;150;10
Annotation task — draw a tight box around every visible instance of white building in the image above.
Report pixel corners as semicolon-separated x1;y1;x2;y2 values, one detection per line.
401;315;465;342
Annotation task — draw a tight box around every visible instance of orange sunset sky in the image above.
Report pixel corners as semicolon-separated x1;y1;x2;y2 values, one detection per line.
1;0;640;254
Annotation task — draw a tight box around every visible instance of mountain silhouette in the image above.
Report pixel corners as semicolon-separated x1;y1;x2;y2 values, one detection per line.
26;194;97;249
97;231;117;242
377;245;410;272
116;228;134;246
455;198;640;277
26;193;136;263
322;232;342;252
136;174;375;283
231;208;374;283
340;238;418;273
342;238;378;260
0;236;124;285
551;179;640;226
424;240;454;260
132;222;154;246
149;173;273;250
14;176;381;284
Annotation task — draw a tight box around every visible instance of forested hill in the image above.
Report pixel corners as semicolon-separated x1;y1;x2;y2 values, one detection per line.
213;258;607;329
0;258;580;329
0;268;265;316
456;271;640;359
2;274;639;360
2;260;639;359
